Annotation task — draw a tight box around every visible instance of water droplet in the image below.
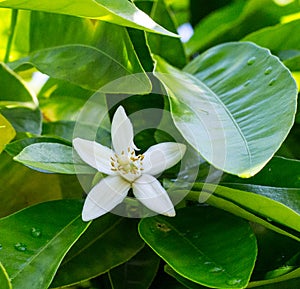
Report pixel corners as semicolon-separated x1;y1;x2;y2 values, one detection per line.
0;244;2;250
14;243;27;252
156;222;171;232
267;217;273;222
227;279;242;286
268;78;276;86
204;261;213;265
244;80;251;87
210;267;224;273
247;57;256;65
31;227;42;238
264;67;272;75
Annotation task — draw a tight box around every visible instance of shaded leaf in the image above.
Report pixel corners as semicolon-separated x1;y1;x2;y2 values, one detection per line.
154;42;297;177
108;245;160;289
139;206;257;289
0;200;90;289
51;215;144;287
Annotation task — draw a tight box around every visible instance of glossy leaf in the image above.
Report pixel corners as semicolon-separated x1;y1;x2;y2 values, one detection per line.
0;62;37;107
248;276;300;289
1;107;42;134
51;215;144;287
13;142;95;174
139;206;257;289
10;44;152;93
0;200;90;289
108;245;160;289
0;113;15;153
0;263;12;289
0;0;178;37
154;42;297;177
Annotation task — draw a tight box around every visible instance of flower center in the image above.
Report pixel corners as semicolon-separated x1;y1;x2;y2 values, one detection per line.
110;147;144;179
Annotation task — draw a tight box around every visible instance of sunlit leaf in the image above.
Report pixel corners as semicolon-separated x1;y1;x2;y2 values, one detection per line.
0;113;15;153
0;263;12;289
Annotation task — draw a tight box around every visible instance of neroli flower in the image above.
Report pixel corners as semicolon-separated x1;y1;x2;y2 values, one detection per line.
73;106;186;221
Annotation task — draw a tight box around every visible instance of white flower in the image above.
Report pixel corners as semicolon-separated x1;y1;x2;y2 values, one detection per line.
73;106;186;221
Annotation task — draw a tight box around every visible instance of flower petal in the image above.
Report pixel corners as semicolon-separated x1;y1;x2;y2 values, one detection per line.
82;175;130;221
73;138;116;175
132;174;175;217
111;106;138;154
142;142;186;176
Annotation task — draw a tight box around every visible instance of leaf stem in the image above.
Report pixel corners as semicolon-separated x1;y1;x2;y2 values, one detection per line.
4;9;19;63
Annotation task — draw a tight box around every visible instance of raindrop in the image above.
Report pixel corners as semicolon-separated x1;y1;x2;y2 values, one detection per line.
268;78;276;86
31;227;42;238
204;261;213;265
210;267;224;273
14;243;27;252
247;57;256;65
264;67;273;75
0;244;2;250
244;80;251;87
227;279;242;286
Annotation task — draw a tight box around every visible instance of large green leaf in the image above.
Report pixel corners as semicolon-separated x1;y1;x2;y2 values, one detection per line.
0;200;90;289
0;263;12;289
0;0;178;37
51;215;144;287
139;206;257;289
108;245;160;289
0;62;37;107
13;142;95;174
0;113;15;153
154;42;297;177
10;44;152;93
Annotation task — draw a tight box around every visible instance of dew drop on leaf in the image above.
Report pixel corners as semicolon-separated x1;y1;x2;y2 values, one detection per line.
227;278;242;286
0;244;2;250
264;67;272;75
14;243;27;252
31;227;42;238
209;267;224;273
244;80;251;87
247;57;256;65
268;78;276;86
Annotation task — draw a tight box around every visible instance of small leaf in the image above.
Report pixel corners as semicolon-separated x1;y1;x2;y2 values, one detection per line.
139;206;257;289
154;42;297;177
0;0;178;37
0;200;90;289
13;142;95;174
0;263;12;289
51;216;144;287
0;113;15;153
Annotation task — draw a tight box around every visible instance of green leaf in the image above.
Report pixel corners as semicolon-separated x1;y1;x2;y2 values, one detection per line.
1;107;42;134
147;0;186;68
13;142;95;174
0;200;90;289
0;263;12;289
189;183;300;240
108;245;160;289
10;44;152;93
51;216;144;287
139;206;257;289
0;113;15;153
185;0;300;55
248;275;300;289
0;152;65;217
154;42;297;177
0;62;37;107
0;0;178;37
